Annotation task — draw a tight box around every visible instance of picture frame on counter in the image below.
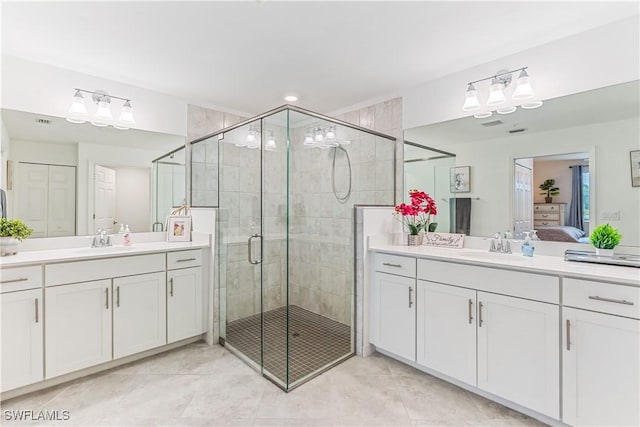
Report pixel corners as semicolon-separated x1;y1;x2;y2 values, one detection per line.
167;215;191;242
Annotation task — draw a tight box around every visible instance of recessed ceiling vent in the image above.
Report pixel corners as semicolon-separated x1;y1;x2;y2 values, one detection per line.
509;128;526;134
480;120;504;127
35;118;51;125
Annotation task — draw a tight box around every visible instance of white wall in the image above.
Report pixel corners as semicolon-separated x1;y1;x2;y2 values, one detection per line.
1;56;188;136
403;15;640;129
431;117;639;245
113;166;151;233
533;159;579;205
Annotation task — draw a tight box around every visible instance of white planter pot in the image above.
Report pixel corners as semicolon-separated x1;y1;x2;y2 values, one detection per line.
595;248;614;257
0;237;21;256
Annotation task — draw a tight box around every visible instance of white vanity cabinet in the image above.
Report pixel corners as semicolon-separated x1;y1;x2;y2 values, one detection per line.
370;253;417;361
113;272;166;358
476;291;559;418
44;253;166;378
562;278;640;426
167;249;205;343
416;280;476;386
45;279;112;378
1;266;44;392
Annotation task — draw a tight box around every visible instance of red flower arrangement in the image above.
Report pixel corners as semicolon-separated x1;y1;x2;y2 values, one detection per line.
394;189;437;235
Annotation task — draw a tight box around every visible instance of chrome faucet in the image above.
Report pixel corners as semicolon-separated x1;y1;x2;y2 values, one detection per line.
489;232;512;254
91;228;112;248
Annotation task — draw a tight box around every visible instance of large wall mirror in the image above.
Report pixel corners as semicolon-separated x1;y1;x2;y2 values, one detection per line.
404;80;640;246
1;109;185;237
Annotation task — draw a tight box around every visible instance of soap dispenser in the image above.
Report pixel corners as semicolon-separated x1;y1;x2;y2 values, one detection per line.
123;225;132;246
521;231;535;257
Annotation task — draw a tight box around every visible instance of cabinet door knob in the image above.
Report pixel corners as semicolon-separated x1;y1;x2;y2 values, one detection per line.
170;278;174;297
35;298;39;323
468;299;473;324
478;302;484;327
105;288;109;309
408;286;413;308
116;286;120;307
566;319;571;351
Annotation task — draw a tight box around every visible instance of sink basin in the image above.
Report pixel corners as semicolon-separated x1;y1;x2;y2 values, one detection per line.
74;246;137;254
457;250;524;260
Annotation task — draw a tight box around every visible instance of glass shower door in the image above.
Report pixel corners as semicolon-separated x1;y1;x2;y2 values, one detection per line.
218;119;265;375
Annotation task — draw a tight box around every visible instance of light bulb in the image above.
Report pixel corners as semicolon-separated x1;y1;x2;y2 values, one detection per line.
314;128;324;142
117;100;135;126
512;69;534;100
303;133;314;145
66;89;88;123
325;126;336;141
462;83;481;112
486;77;506;106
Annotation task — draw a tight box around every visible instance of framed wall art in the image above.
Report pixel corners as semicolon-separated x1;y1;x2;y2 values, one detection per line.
450;166;471;193
631;150;640;187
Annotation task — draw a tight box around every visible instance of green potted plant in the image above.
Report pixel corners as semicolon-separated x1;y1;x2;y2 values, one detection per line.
0;218;33;256
539;179;560;203
589;223;622;257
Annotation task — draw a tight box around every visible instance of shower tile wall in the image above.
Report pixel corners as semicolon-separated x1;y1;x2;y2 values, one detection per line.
288;98;401;326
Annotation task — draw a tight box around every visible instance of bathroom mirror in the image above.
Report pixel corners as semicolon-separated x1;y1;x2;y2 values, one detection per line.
404;80;640;246
1;108;185;237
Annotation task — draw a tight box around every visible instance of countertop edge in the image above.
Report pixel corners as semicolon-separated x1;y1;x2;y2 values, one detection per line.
369;245;640;287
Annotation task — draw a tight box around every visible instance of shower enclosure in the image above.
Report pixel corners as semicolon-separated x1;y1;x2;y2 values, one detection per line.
190;106;396;390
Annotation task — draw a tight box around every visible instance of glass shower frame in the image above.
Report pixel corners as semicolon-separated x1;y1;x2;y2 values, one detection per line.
190;105;397;391
152;145;187;232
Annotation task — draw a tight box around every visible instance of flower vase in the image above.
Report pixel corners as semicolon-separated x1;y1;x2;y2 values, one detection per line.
407;234;424;246
595;248;614;257
0;237;21;256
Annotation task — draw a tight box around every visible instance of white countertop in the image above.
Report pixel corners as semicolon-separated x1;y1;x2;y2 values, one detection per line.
369;242;640;287
0;241;209;268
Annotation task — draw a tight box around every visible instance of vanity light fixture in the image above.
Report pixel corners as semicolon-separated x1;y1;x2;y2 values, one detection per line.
461;67;542;119
303;125;350;149
66;88;135;130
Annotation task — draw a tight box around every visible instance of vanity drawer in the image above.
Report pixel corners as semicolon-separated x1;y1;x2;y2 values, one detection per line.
45;253;165;286
167;249;202;270
417;259;559;303
534;213;560;221
564;278;640;319
0;265;42;293
374;253;416;278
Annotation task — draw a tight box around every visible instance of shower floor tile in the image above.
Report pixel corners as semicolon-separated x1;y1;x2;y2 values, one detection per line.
225;305;352;385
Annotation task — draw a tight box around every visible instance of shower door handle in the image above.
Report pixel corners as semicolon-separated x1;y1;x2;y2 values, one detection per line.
248;233;262;265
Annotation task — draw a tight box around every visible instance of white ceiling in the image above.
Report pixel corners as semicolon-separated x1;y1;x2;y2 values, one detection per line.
404;80;640;146
1;109;184;153
2;1;638;115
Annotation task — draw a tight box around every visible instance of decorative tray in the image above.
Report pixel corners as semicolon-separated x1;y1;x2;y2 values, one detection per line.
564;250;640;268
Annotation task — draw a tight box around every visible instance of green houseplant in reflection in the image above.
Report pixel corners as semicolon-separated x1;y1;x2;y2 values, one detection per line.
0;218;33;256
589;223;622;257
539;179;560;203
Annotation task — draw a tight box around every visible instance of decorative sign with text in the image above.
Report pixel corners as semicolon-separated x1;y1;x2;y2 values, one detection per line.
423;233;465;248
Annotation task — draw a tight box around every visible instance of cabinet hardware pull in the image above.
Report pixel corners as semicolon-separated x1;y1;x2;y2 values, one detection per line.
566;319;571;351
468;299;473;324
170;278;174;297
105;288;109;309
116;286;120;307
478;302;484;327
176;258;196;263
35;298;39;323
1;277;29;284
588;295;634;306
408;286;413;308
541;214;548;217
382;262;402;268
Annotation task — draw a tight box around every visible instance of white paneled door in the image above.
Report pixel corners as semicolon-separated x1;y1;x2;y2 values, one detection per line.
15;162;76;237
514;162;533;238
94;164;117;234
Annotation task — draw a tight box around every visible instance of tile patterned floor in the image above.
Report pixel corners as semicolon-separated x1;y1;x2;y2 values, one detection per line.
1;342;548;427
226;305;352;385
